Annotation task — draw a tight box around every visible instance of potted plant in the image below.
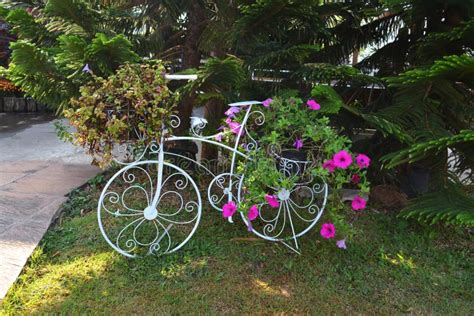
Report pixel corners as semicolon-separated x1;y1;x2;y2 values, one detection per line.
217;95;371;249
63;60;178;168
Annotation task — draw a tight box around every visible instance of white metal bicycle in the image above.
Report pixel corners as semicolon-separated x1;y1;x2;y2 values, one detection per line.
97;100;328;257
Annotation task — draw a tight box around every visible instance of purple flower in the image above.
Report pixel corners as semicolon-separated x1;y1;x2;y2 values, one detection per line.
215;133;223;142
306;99;321;110
322;159;336;173
265;194;280;208
222;201;237;218
293;138;303;151
225;106;241;118
248;204;259;221
262;98;273;107
356;154;371;169
320;223;336;239
336;239;347;249
351;195;366;211
351;174;361;184
82;63;92;74
333;150;353;169
228;121;243;135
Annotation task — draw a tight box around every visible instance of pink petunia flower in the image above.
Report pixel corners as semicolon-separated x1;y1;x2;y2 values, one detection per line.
222;201;237;218
306;99;321;110
228;121;243;135
293;138;303;150
351;195;366;211
336;239;347;249
262;98;273;107
225;117;232;124
248;205;259;221
356;154;371;169
351;174;361;184
265;194;280;208
225;106;241;118
320;223;336;239
214;133;223;142
333;150;353;169
322;159;336;173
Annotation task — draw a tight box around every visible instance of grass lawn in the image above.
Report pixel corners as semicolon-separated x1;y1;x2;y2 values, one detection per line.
1;176;473;314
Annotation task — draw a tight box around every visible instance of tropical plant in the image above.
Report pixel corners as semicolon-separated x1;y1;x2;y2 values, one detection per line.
0;1;140;111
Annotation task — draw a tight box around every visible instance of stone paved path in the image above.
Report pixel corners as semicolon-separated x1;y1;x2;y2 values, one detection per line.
0;113;99;300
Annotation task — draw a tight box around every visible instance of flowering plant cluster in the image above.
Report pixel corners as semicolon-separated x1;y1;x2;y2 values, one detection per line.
63;61;177;168
218;95;371;249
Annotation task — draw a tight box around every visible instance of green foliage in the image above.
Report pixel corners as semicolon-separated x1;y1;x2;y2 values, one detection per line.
223;97;370;239
182;56;245;105
362;53;474;227
7;40;76;110
85;33;139;76
310;85;343;114
382;130;474;169
5;31;139;111
64;61;177;167
44;0;98;36
1;2;140;110
400;183;474;227
5;8;49;41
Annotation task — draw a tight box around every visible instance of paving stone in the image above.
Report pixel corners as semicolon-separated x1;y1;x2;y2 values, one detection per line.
0;234;43;299
1;174;91;196
0;172;26;187
0;161;51;174
0;196;67;299
0;115;99;300
0;191;59;217
0;217;14;234
33;163;100;179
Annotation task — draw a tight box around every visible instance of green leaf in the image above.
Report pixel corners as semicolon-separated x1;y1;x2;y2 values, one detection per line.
311;85;343;114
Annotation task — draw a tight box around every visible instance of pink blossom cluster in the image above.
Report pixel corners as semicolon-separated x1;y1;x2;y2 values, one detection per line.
221;193;282;229
320;151;371;249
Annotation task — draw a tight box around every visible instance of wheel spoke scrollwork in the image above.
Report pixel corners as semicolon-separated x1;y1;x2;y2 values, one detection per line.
98;160;201;257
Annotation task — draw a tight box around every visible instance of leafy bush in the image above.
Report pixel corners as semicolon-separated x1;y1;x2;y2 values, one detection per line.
63;61;177;167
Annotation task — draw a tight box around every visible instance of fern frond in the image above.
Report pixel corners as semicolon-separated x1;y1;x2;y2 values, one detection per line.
181;56;245;104
7;41;76;110
55;35;88;72
400;183;474;227
44;0;99;36
382;130;474;169
5;8;50;42
387;55;474;86
84;33;139;76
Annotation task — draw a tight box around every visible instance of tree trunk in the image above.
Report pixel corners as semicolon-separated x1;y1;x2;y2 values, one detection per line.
175;2;207;136
201;98;225;160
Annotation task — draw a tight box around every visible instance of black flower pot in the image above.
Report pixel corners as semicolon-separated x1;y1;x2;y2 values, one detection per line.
400;165;431;199
276;149;308;177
